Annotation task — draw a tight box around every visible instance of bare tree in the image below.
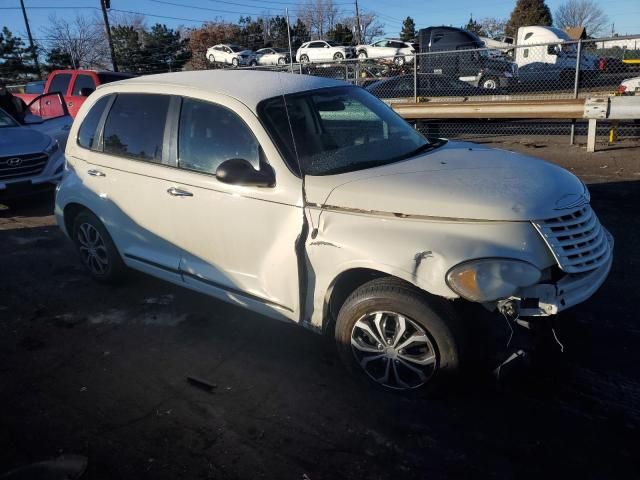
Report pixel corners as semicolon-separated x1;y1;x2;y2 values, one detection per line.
555;0;608;37
343;11;384;43
41;14;110;69
477;17;508;38
297;0;340;38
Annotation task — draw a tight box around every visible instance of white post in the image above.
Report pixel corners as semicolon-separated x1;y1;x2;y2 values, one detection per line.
285;8;294;73
587;118;597;153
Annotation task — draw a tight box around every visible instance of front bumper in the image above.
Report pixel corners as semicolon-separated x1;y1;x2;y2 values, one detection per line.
507;230;613;317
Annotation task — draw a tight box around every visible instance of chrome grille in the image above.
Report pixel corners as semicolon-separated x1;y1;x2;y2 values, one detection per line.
533;205;611;274
0;153;48;180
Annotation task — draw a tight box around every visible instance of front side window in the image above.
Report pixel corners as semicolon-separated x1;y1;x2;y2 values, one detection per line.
178;98;260;175
259;87;433;176
48;74;72;95
77;95;111;150
103;94;169;162
72;74;97;96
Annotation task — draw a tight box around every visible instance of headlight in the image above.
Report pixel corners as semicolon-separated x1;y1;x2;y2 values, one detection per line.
45;139;59;156
446;259;541;302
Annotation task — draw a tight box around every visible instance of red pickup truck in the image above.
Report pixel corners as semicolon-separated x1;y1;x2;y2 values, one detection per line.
16;69;134;118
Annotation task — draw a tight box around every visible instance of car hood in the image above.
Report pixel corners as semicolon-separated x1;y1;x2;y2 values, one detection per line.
304;141;587;221
0;126;51;156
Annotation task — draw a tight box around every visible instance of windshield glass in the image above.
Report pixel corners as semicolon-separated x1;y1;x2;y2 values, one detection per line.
258;86;431;176
0;109;18;127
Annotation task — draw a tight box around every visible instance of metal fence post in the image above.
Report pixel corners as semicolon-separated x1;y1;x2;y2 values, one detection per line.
413;54;418;103
569;39;583;145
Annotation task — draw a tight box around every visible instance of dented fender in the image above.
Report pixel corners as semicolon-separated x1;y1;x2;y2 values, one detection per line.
304;207;556;330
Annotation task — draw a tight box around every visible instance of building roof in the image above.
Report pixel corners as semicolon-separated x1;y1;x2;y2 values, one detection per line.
104;70;347;111
565;27;587;40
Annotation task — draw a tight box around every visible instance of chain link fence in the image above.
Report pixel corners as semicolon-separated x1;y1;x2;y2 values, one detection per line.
236;34;640;146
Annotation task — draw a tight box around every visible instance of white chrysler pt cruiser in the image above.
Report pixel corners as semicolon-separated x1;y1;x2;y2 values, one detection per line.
55;71;613;392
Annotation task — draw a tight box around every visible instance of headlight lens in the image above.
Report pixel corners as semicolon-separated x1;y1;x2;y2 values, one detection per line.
45;139;59;156
446;259;541;302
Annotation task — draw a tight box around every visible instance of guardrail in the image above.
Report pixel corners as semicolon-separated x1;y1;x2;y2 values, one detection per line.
390;95;640;152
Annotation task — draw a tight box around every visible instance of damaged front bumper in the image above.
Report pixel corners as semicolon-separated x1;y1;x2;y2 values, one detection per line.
503;230;614;317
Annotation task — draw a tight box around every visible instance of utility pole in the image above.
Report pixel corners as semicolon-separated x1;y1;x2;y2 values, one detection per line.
285;8;294;73
354;0;362;44
100;0;118;72
19;0;42;80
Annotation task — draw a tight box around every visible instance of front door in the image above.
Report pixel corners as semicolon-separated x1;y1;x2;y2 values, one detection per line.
166;96;303;322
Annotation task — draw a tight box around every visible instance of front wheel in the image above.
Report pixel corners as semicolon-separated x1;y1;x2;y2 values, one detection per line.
300;54;309;64
481;76;499;89
394;56;406;67
335;278;467;392
277;57;286;65
207;54;215;64
232;58;239;68
72;210;126;284
333;52;344;61
357;51;368;61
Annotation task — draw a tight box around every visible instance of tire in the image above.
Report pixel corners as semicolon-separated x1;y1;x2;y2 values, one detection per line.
249;60;257;67
72;210;126;284
481;76;499;89
277;57;286;65
394;56;406;67
300;54;309;64
357;51;368;61
207;54;215;63
232;58;239;68
333;52;344;61
335;277;467;393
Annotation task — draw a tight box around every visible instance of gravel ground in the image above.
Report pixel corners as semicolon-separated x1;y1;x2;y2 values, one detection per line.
1;141;639;479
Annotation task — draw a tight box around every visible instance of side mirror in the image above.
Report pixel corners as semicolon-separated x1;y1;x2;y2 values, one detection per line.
216;158;275;187
547;45;559;55
79;87;95;97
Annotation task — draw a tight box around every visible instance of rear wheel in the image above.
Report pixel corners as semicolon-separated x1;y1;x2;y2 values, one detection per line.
335;278;467;392
277;57;286;65
232;58;239;68
481;76;499;89
358;51;368;61
394;56;406;67
207;54;215;63
72;210;126;284
333;52;344;61
300;54;310;63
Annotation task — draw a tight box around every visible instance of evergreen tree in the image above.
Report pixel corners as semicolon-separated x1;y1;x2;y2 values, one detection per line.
142;24;190;73
268;16;290;48
506;0;553;36
0;27;37;82
400;16;416;42
465;15;483;35
44;48;74;72
111;25;145;73
327;23;353;44
291;19;310;49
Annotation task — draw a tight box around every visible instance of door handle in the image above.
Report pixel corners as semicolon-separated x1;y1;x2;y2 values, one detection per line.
167;187;193;197
87;169;105;177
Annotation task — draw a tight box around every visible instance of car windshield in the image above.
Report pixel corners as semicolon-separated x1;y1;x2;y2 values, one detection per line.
0;108;18;127
258;86;433;176
326;41;339;47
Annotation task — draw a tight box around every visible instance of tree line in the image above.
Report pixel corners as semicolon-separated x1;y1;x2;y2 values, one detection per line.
0;0;614;83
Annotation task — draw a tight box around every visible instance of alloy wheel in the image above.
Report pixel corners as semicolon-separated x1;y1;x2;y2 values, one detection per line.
77;222;109;275
350;311;438;390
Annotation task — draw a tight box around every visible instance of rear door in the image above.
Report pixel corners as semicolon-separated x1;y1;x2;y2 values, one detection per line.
77;93;183;281
67;72;97;118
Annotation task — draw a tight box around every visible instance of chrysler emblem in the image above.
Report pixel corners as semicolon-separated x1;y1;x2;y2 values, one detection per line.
7;157;22;167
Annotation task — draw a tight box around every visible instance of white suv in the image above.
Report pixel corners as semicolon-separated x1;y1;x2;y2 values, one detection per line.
206;44;256;67
356;39;416;66
296;41;355;63
55;71;613;392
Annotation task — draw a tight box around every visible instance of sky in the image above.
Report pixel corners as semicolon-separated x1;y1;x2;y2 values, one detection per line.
1;0;639;44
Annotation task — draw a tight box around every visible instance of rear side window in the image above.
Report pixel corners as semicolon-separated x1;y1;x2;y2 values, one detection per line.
72;74;96;96
103;94;170;163
77;95;111;150
178;98;260;174
48;74;72;95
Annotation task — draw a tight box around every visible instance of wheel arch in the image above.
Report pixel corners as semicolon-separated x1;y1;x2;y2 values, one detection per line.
322;267;420;333
63;202;91;237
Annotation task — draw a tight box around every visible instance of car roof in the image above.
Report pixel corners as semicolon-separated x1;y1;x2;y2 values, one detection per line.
99;70;348;111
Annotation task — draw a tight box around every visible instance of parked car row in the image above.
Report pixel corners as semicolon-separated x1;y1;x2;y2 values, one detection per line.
206;44;292;67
